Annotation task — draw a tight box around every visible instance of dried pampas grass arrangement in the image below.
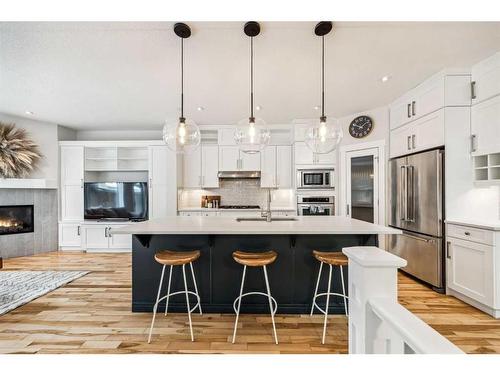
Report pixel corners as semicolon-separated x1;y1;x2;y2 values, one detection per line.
0;122;43;178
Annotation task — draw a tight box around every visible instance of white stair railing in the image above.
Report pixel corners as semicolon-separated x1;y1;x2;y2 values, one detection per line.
343;246;463;354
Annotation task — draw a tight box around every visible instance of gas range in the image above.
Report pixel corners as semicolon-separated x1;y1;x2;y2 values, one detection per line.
219;205;260;210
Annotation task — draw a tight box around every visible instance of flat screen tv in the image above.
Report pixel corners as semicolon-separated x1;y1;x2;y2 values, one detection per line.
84;182;148;220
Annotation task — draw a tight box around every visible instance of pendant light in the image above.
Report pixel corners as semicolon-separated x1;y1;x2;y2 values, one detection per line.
163;23;201;154
234;21;271;154
304;21;343;154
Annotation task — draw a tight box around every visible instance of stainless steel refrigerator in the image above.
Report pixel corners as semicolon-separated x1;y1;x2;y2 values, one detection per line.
388;148;445;291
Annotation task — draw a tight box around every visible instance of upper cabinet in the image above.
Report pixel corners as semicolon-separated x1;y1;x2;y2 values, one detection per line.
183;144;219;188
294;142;336;166
60;146;84;221
471;52;500;105
470;52;500;157
219;146;260;171
260;145;292;188
390;71;471;131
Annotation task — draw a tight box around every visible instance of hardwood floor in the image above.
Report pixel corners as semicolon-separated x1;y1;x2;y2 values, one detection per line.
0;251;499;354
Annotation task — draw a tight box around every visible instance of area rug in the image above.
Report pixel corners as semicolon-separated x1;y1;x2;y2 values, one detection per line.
0;270;89;315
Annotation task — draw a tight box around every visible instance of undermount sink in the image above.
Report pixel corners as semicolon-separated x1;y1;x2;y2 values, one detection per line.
235;217;298;222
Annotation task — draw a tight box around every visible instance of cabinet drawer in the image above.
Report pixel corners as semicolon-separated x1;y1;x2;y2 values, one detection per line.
447;224;494;245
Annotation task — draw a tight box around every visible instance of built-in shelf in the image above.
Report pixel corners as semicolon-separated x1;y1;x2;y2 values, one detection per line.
473;152;500;185
0;178;58;189
85;146;149;172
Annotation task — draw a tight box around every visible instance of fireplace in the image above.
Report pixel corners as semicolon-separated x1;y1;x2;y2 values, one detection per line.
0;205;34;235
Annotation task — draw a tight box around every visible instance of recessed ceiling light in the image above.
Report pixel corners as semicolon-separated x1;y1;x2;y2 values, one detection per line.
313;105;320;111
25;111;34;115
381;75;391;83
255;105;261;111
197;106;204;111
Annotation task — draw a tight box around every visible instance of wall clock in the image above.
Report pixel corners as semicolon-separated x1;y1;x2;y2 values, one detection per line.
349;115;373;138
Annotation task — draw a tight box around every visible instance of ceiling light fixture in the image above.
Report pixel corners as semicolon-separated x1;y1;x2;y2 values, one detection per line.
234;21;270;154
25;111;34;115
197;106;204;111
163;23;201;154
255;105;261;111
381;75;391;83
304;21;343;154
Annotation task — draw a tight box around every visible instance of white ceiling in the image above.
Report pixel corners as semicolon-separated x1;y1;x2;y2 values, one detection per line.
1;21;500;130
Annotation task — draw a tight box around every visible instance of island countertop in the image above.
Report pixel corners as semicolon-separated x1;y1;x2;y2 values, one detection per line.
112;216;402;235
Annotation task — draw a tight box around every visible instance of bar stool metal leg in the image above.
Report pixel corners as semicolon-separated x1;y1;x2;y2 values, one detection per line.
164;265;173;316
340;265;348;316
263;265;278;345
148;264;166;343
182;264;194;341
322;264;332;345
190;262;202;315
310;261;323;316
232;265;247;344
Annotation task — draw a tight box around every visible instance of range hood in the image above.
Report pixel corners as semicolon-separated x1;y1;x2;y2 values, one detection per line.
217;171;261;179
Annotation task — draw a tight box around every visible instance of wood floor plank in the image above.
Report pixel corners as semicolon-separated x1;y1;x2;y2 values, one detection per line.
0;251;499;353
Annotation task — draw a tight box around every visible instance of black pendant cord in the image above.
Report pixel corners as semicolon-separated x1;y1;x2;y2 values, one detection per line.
321;35;325;120
250;36;254;122
180;37;185;121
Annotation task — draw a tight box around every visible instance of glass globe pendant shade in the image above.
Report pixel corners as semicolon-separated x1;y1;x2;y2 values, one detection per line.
304;117;343;154
234;117;271;154
163;117;201;154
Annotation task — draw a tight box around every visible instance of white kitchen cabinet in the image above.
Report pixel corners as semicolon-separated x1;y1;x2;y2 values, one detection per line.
471;94;500;155
390;108;445;158
60;146;84;221
201;145;219;187
261;145;292;188
260;146;277;188
58;223;82;250
446;236;494;307
390;72;471;130
276;145;292;188
219;146;260;171
471;52;500;105
446;223;500;318
149;145;171;219
219;146;240;171
183;147;202;188
83;224;131;252
294;142;335;166
218;128;237;145
183;145;219;188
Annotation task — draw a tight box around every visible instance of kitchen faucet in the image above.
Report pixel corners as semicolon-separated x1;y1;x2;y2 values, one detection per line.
261;188;273;222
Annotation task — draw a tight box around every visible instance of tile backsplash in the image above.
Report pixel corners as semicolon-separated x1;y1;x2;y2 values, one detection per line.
178;179;295;208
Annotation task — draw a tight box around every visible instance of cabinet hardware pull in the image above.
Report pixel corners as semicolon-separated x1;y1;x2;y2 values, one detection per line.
470;134;477;153
77;226;80;236
108;227;112;238
346;204;350;216
104;227;108;237
402;232;434;243
407;103;411;118
464;231;471;236
446;241;451;259
471;81;476;100
411;101;416;116
412;134;416;149
407;136;411;150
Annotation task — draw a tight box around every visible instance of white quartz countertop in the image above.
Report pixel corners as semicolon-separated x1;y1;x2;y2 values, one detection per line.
445;218;500;231
111;216;402;235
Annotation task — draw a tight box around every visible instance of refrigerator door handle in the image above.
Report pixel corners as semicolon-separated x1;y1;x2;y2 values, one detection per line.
407;165;415;222
400;165;407;221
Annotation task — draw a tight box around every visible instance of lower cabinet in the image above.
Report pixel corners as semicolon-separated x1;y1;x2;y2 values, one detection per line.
58;222;82;250
446;223;499;318
83;224;132;252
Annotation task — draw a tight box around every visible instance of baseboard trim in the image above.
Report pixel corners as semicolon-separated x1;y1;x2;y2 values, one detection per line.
447;288;499;319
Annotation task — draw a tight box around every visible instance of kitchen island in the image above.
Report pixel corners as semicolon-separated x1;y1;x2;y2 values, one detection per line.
113;216;401;314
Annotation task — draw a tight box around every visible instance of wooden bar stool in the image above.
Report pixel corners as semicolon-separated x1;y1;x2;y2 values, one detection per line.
148;250;202;343
232;250;279;345
310;250;348;344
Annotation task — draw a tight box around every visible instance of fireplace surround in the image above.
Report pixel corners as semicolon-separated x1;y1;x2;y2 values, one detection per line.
0;205;34;235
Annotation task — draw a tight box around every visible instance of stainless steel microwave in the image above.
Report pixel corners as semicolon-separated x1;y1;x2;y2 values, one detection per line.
296;169;334;189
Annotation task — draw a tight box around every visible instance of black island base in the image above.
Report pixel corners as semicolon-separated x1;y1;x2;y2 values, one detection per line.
132;233;377;315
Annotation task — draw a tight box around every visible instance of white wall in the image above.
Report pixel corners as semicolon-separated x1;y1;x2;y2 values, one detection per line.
336;106;389;149
0;113;64;180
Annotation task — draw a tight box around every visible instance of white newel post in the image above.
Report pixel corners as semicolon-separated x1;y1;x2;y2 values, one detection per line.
342;246;407;354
